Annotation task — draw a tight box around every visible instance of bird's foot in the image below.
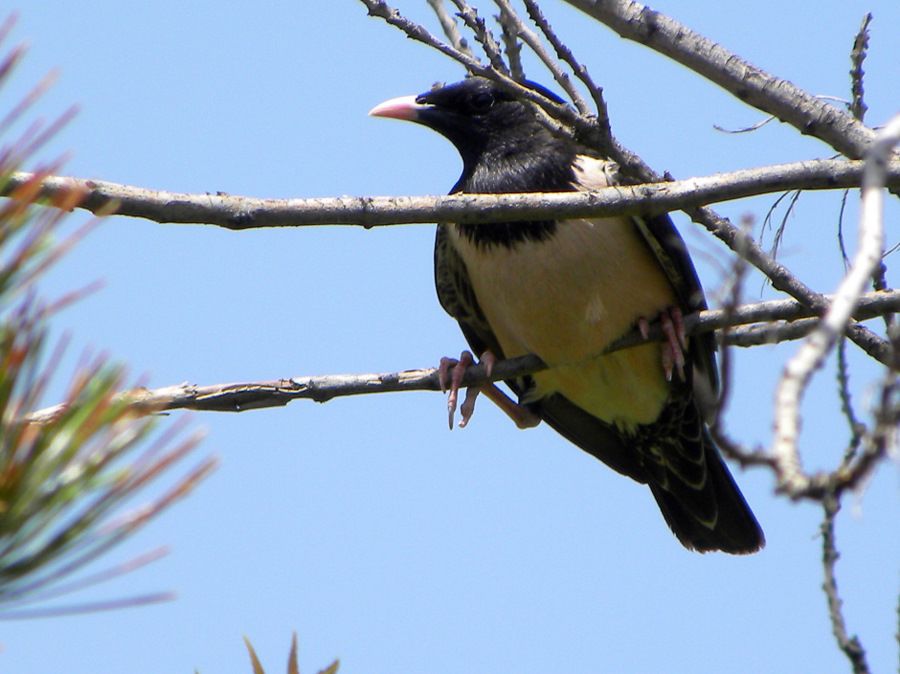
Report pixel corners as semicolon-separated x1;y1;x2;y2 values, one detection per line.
439;350;477;429
638;307;688;382
438;350;541;430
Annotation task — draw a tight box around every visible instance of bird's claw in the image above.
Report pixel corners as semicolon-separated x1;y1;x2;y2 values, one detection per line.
459;387;480;428
440;350;473;428
439;350;499;429
639;307;687;382
660;307;687;382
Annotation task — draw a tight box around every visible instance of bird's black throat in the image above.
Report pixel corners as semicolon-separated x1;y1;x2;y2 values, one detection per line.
453;136;578;249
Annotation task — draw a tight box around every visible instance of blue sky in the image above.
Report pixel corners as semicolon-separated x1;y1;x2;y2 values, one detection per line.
3;2;898;672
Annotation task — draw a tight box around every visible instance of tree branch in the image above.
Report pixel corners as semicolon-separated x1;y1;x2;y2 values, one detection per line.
690;201;892;365
848;13;872;124
821;496;871;674
493;0;592;113
450;0;509;74
25;290;900;424
11;158;898;362
494;2;525;81
7;159;899;229
522;0;609;125
426;0;474;57
561;0;879;159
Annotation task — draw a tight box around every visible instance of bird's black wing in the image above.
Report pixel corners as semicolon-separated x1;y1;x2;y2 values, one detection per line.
631;212;719;415
621;212;765;551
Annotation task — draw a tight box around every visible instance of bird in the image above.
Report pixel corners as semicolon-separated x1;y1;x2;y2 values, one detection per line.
369;76;764;554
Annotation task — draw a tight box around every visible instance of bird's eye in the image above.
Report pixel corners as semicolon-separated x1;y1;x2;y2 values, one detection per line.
470;92;495;112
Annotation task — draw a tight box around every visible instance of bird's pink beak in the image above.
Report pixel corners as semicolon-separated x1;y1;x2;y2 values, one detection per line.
368;95;427;121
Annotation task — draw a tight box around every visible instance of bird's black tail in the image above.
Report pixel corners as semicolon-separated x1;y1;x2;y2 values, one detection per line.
534;392;764;554
629;390;765;554
647;436;764;554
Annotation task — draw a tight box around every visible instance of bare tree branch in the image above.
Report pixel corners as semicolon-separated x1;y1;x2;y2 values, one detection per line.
449;0;509;73
8;159;899;229
521;0;609;125
774;114;900;494
835;338;865;453
821;496;871;674
845;13;892;335
561;0;879;159
848;13;872;124
493;2;525;81
611;290;900;353
363;0;483;69
11;156;899;364
689;202;891;365
25;289;900;425
493;0;591;113
427;0;474;57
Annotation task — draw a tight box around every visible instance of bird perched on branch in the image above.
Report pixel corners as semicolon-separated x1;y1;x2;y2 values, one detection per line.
370;76;763;554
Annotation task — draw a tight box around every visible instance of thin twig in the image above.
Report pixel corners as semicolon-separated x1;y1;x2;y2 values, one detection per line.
493;2;524;81
835;338;864;456
694;243;784;486
713;116;775;134
717;218;751;403
449;0;508;73
426;0;474;57
522;0;609;125
849;13;872;124
362;0;488;76
769;189;802;261
821;496;870;674
493;0;591;113
837;188;852;270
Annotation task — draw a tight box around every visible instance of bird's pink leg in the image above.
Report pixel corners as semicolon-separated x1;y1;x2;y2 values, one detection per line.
640;307;687;382
439;350;541;430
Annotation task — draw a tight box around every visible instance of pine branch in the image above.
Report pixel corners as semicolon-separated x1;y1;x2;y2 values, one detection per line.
0;32;214;617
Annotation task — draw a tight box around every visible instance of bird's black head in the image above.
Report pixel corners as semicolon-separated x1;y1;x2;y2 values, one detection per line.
370;77;574;194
